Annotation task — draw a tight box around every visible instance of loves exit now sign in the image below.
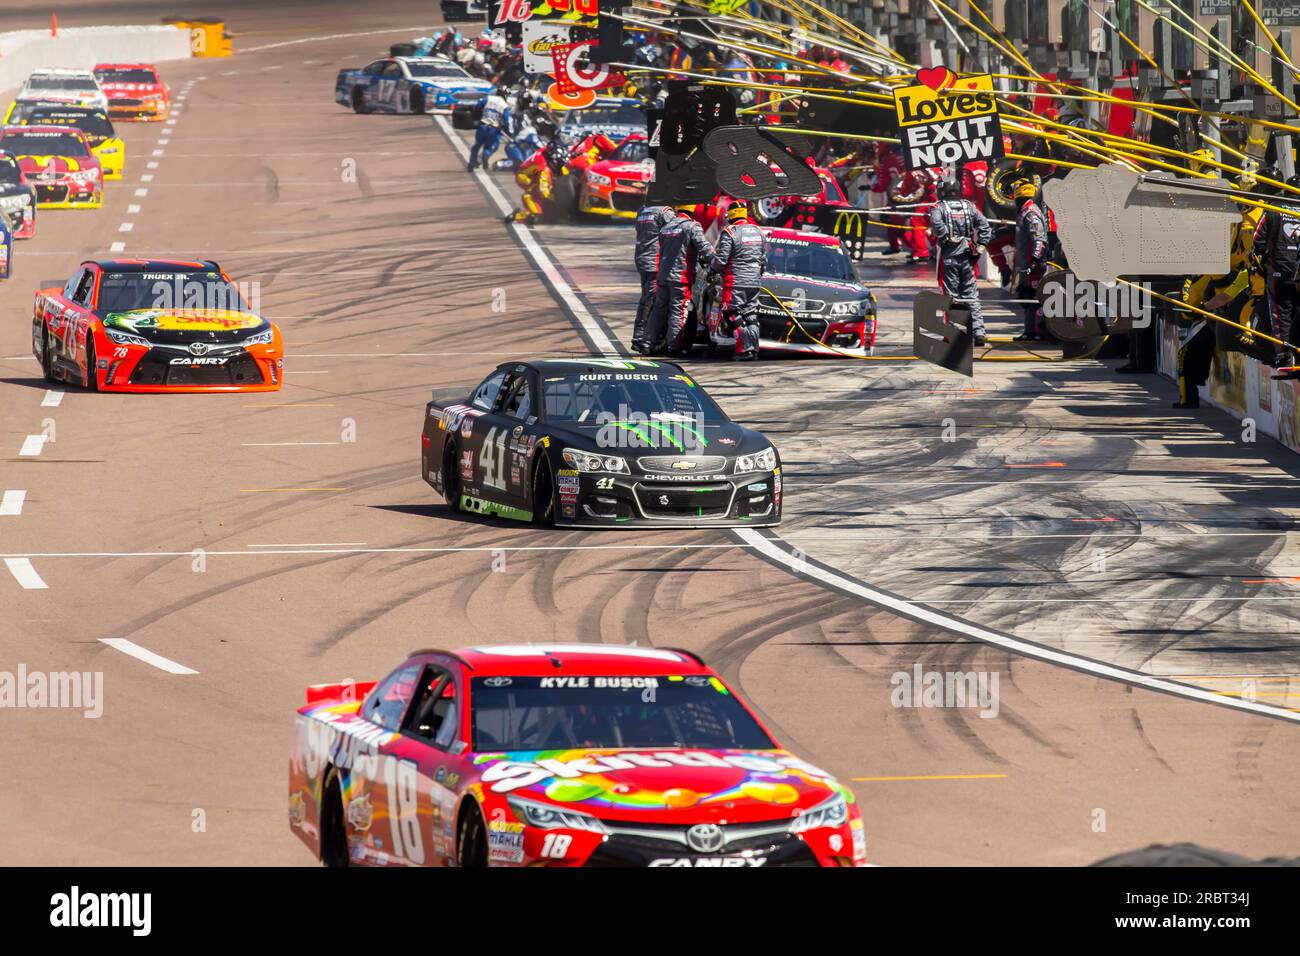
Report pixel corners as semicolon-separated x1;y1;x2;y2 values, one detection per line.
892;67;1004;171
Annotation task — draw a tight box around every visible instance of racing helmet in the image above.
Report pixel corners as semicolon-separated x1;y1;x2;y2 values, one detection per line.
725;202;750;223
1189;148;1215;174
1014;181;1037;201
675;202;700;218
937;179;961;199
544;138;570;172
1256;165;1283;195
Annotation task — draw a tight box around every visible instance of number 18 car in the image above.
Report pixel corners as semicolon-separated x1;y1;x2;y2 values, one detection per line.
289;644;868;867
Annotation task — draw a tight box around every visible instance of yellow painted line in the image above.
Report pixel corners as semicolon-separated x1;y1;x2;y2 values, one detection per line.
1211;691;1300;698
242;402;336;408
239;487;349;493
850;773;1008;782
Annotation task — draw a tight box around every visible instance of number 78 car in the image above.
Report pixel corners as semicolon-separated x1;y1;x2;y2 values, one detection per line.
421;358;782;527
289;644;868;867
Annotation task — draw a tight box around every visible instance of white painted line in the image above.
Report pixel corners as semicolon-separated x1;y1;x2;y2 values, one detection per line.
127;204;141;214
140;174;153;182
0;543;743;559
19;435;46;456
151;149;164;157
0;490;26;516
110;241;125;253
40;389;63;407
118;222;134;233
5;557;46;589
434;115;617;358
158;138;169;146
265;65;282;71
146;161;159;169
734;528;1300;724
98;638;198;675
134;188;148;197
240;441;340;446
248;542;366;548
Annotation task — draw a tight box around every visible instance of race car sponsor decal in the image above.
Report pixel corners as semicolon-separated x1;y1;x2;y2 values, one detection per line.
103;308;264;333
441;404;483;440
168;356;228;366
299;709;397;783
487;820;526;863
539;676;659;688
346;794;374;832
650;857;767;867
476;748;838;797
288;791;306;828
460;449;475;481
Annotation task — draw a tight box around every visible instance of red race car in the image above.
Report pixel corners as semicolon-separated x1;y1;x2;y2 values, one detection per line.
92;63;171;121
0;125;102;209
577;132;651;219
289;644;867;867
32;258;284;393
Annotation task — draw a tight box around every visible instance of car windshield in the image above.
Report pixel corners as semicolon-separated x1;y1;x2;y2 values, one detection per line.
406;62;467;78
94;69;157;84
764;239;855;281
0;131;87;156
471;676;776;750
96;271;250;313
612;137;648;162
541;369;728;429
26;111;113;139
565;102;643;127
28;77;98;92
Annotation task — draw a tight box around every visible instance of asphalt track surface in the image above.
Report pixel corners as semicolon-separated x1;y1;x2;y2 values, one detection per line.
0;1;1296;866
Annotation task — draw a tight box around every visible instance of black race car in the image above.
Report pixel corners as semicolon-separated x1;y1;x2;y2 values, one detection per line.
421;358;782;528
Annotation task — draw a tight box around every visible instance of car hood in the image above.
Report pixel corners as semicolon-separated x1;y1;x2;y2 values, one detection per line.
474;747;848;825
421;78;492;90
100;83;163;93
761;272;867;300
16;154;97;174
592;160;652;178
550;417;766;458
99;308;270;345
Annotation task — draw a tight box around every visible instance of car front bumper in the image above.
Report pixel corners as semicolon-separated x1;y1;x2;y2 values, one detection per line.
555;467;782;528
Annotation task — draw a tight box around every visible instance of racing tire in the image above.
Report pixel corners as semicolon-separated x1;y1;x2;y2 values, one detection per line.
754;196;791;227
546;174;577;224
451;109;476;130
409;88;426;115
319;767;349;868
456;804;489;867
84;338;99;392
39;323;57;383
351;87;368;115
442;440;463;512
531;454;556;526
986;159;1034;216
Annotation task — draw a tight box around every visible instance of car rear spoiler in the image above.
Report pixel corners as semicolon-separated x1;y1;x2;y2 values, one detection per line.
305;680;376;705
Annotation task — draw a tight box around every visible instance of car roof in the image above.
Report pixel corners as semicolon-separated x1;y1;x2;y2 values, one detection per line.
763;227;840;246
517;358;686;375
5;124;87;136
414;644;711;677
28;68;95;78
90;258;220;272
94;63;157;70
395;55;454;63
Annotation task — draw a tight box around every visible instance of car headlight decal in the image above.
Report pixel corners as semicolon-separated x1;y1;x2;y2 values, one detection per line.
789;792;848;834
508;794;607;832
241;328;274;347
562;448;629;474
105;328;149;348
735;446;777;474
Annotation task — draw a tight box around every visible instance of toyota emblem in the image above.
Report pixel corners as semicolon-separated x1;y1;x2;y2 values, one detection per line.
483;676;512;687
685;823;725;853
188;341;210;356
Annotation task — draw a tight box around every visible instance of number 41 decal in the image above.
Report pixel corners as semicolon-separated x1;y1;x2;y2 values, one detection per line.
480;427;509;489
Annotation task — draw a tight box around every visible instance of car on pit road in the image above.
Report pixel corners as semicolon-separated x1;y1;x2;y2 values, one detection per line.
289;643;867;867
18;104;124;180
422;358;782;527
555;96;645;146
577;132;651;219
0;152;37;239
92;63;171;121
16;68;108;112
32;259;284;393
335;55;492;115
0;126;102;209
693;227;877;358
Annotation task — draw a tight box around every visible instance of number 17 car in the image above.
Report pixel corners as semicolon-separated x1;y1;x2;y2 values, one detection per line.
421;358;782;527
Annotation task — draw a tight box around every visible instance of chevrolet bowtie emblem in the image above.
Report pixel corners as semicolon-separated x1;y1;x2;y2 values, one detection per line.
671;460;697;470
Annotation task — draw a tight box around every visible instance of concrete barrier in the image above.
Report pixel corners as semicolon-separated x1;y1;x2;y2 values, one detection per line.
0;25;192;96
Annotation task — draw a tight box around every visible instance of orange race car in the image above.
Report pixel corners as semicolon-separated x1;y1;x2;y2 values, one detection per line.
32;258;283;393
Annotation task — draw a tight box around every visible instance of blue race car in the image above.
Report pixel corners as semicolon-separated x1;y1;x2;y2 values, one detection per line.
334;56;492;115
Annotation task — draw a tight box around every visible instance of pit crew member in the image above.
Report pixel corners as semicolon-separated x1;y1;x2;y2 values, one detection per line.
631;201;674;353
710;202;766;360
930;179;992;346
646;204;715;356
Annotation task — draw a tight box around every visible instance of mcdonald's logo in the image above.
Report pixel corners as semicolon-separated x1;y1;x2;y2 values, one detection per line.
833;210;865;238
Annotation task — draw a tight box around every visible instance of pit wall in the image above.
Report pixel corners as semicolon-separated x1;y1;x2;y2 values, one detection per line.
0;25;192;94
1157;318;1300;453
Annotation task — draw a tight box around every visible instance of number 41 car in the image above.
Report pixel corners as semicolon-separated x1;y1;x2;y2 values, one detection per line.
32;258;283;392
289;644;868;867
421;358;782;527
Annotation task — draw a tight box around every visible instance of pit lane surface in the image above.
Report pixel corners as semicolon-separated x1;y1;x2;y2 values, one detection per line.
0;1;1295;866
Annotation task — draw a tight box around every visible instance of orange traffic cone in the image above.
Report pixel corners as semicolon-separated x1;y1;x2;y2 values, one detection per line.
51;13;58;37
